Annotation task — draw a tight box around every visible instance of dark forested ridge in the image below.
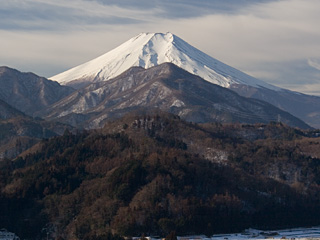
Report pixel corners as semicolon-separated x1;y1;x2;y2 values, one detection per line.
1;112;320;239
0;115;72;160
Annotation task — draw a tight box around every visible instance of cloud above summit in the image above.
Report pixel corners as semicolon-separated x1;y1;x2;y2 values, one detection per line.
1;0;320;95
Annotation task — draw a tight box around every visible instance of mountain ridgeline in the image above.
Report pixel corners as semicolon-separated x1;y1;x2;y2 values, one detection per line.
0;63;312;161
37;63;310;129
0;66;74;115
0;112;320;239
0;67;74;159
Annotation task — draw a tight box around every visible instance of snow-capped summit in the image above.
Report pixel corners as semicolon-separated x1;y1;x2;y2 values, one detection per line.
50;32;279;90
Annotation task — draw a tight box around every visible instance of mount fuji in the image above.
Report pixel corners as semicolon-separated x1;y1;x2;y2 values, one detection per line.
51;32;278;91
51;32;320;128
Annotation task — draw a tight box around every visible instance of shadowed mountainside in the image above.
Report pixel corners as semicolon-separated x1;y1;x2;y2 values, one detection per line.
0;66;74;116
38;63;310;129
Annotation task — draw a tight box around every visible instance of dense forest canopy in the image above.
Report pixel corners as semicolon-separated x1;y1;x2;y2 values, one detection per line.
0;112;320;239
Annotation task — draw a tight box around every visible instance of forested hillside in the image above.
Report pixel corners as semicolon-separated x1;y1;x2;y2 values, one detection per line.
1;112;320;239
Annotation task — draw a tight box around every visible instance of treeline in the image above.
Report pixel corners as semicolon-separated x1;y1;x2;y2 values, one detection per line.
0;113;320;239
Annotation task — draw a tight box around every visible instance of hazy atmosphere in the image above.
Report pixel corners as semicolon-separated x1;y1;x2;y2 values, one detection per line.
1;0;320;95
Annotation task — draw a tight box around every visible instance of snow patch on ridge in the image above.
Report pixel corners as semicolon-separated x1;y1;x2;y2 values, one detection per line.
171;99;185;108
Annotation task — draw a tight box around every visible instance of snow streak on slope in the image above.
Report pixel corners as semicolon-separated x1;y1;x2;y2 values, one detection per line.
51;32;279;90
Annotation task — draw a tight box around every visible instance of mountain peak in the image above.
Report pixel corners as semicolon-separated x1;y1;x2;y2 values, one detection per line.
50;32;280;91
135;32;175;40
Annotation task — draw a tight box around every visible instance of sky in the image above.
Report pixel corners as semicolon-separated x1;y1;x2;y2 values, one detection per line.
1;0;320;95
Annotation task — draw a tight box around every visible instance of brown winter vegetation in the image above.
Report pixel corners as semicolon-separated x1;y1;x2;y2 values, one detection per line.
0;112;320;239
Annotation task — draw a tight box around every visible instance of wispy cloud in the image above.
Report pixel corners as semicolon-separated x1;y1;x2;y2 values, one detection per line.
1;0;320;95
0;0;274;31
308;59;320;71
0;0;150;31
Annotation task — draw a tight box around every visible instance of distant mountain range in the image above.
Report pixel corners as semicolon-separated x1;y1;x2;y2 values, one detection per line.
230;84;320;129
50;32;320;128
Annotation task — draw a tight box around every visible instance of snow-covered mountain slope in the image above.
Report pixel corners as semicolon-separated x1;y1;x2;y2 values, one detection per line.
51;32;279;90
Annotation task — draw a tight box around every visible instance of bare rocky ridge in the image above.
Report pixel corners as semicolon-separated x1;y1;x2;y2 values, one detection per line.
38;63;310;129
0;66;75;116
